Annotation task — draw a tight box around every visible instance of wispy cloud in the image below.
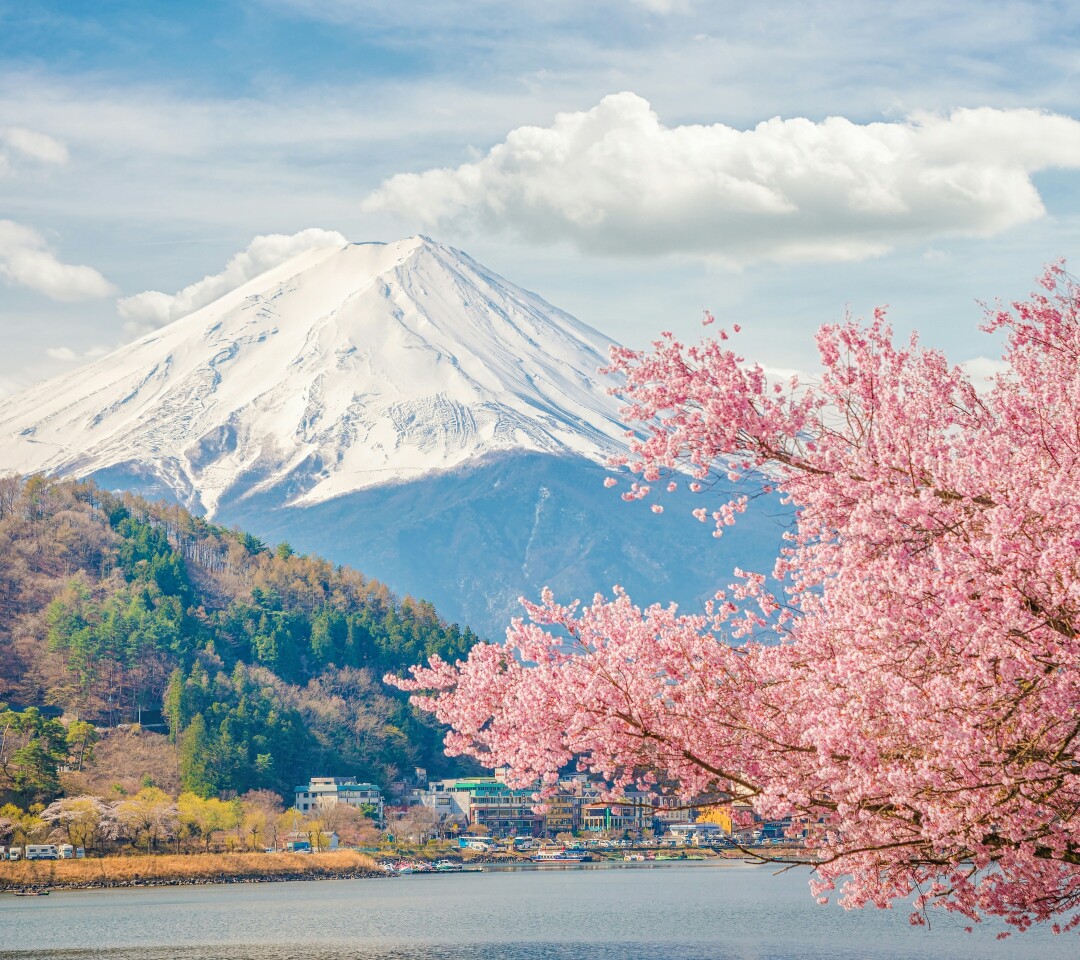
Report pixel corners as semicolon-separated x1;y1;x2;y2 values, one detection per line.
628;0;691;12
0;219;116;301
44;345;107;362
4;126;69;166
117;228;346;331
0;373;22;398
365;94;1080;264
0;125;68;178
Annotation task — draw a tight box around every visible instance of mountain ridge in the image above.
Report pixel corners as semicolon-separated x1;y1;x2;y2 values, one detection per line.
0;236;627;514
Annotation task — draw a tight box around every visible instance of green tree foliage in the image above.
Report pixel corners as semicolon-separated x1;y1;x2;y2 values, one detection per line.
0;475;480;805
65;720;98;771
178;713;213;797
0;706;71;801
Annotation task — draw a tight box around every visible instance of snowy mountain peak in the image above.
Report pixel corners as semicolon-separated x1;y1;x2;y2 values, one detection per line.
0;237;627;514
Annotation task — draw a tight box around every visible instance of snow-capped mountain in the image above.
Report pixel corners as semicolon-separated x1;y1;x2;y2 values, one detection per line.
0;237;626;515
0;237;786;638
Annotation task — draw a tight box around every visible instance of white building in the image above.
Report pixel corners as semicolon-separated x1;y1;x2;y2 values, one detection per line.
294;777;384;823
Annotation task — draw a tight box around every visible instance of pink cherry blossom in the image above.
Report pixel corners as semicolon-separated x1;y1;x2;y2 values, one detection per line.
390;265;1080;934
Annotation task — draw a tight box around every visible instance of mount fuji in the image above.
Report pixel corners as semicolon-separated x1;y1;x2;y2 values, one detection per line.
0;237;786;638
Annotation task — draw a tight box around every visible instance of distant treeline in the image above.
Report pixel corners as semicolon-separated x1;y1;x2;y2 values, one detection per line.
0;474;479;803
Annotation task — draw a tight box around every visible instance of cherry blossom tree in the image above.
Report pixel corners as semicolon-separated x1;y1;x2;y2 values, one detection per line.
391;266;1080;934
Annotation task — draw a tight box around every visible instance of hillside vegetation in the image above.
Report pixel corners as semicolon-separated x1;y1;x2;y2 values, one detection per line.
0;474;478;803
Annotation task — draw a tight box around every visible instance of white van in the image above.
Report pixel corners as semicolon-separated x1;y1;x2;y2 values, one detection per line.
25;844;59;861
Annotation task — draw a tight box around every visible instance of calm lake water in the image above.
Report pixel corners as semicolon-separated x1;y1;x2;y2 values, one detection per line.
1;861;1074;960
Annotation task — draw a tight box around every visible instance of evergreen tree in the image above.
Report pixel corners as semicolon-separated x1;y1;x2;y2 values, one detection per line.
179;713;214;797
162;668;186;743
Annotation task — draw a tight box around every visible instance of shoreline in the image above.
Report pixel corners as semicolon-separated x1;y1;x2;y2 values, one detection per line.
0;847;807;895
0;850;383;894
2;871;386;893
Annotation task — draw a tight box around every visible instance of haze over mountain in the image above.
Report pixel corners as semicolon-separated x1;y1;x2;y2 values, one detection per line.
0;237;786;638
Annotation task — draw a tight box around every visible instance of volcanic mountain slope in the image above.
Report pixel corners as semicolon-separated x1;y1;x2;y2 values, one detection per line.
0;237;626;514
0;237;787;638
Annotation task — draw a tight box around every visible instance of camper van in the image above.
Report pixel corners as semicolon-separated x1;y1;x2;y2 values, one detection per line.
25;844;59;860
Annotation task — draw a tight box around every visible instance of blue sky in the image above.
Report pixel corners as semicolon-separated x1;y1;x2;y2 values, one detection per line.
3;0;1080;393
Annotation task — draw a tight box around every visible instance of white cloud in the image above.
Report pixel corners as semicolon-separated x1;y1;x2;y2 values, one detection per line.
0;127;68;178
960;356;1009;390
45;344;108;363
4;126;69;166
0;220;116;301
117;227;347;329
364;94;1080;264
629;0;689;12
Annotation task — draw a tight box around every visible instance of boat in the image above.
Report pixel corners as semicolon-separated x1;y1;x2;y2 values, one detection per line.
531;849;590;863
435;860;463;872
15;890;50;896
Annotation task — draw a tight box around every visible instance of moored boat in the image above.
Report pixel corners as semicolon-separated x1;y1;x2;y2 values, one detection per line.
531;849;590;863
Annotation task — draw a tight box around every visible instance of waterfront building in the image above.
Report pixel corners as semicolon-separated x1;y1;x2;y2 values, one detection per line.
413;771;715;839
414;776;541;837
542;794;576;836
651;794;687;829
580;796;651;837
294;777;385;824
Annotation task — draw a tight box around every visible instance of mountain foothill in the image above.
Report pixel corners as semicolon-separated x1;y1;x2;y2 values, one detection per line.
0;474;478;806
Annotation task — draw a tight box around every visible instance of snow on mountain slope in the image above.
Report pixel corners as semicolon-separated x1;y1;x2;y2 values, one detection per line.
0;237;628;514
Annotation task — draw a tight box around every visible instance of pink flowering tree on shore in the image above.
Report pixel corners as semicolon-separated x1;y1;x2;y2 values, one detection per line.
390;266;1080;934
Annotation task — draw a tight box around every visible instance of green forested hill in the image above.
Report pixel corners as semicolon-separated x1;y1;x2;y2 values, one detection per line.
0;474;479;802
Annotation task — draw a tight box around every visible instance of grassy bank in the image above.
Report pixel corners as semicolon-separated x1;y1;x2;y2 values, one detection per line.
0;850;380;891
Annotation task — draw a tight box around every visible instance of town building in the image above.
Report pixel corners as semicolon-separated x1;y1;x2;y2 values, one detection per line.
294;777;385;824
580;797;651;837
413;776;542;837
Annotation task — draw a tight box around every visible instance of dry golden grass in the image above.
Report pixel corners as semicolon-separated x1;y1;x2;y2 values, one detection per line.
0;850;378;890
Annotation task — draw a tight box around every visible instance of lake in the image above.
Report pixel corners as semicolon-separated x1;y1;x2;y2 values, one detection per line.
1;860;1074;959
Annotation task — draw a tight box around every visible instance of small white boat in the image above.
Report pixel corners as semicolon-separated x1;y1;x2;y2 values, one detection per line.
531;849;589;863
